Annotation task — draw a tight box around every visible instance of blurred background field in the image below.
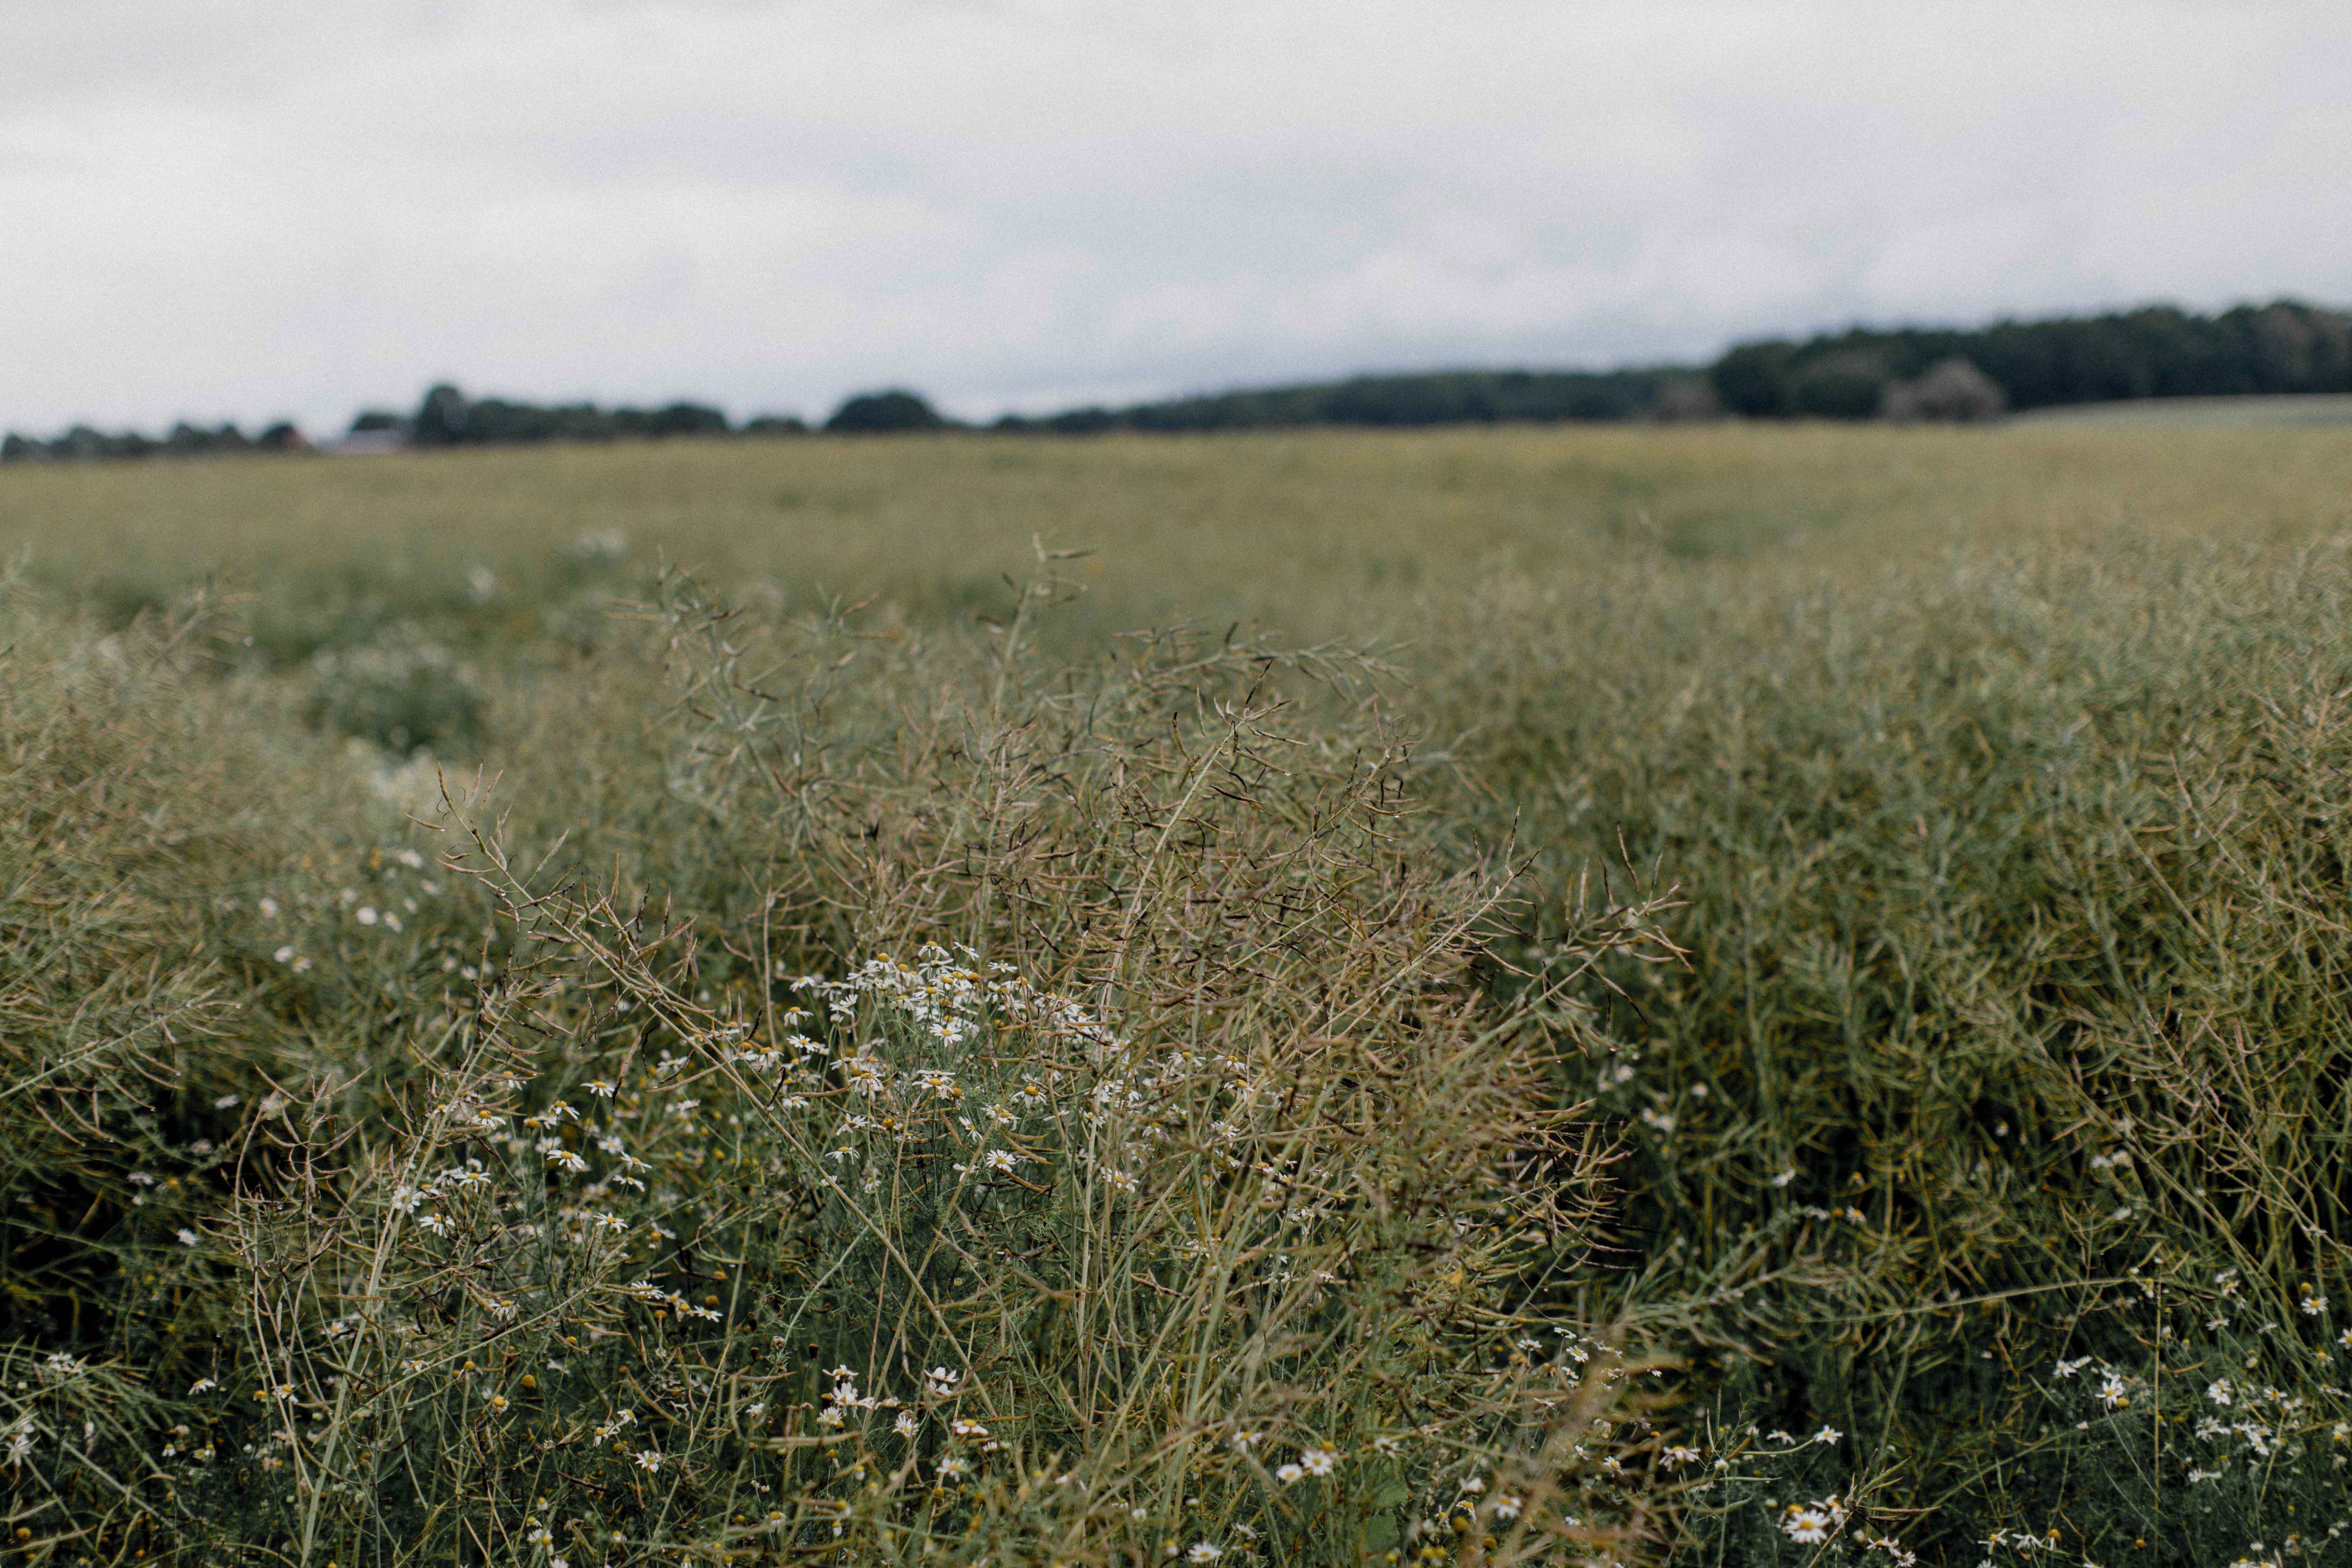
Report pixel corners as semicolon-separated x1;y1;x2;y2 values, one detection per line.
10;419;2352;659
12;420;2352;1566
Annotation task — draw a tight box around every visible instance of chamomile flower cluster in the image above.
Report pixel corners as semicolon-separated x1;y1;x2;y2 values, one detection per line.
1658;1412;1944;1567
6;908;1662;1568
1936;1262;2352;1568
238;841;497;979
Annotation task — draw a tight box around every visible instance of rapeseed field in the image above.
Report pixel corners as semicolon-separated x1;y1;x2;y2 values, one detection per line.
7;418;2352;1566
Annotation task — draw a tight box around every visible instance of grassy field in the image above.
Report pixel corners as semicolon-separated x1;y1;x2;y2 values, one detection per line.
8;421;2352;1567
8;420;2351;653
2016;393;2352;428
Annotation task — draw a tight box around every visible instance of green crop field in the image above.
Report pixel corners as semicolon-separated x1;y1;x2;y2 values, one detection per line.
7;420;2350;648
8;418;2352;1567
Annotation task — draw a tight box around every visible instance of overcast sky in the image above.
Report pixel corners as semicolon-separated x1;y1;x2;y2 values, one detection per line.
3;0;2348;434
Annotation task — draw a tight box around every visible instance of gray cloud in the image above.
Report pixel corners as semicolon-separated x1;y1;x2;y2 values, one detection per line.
2;0;2347;433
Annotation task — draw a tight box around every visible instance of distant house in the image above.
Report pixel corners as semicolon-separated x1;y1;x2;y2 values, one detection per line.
329;428;407;454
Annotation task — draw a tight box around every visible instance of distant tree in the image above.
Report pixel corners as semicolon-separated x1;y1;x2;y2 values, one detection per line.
825;390;948;433
2237;301;2352;392
989;408;1118;434
256;422;308;452
1711;342;1799;417
1649;377;1723;421
662;402;729;437
1881;358;2007;423
412;384;471;446
1043;407;1119;434
616;402;729;439
740;414;810;436
1788;350;1893;419
349;410;405;434
166;422;252;455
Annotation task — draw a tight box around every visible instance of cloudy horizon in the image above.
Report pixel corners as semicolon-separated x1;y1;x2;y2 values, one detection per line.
4;0;2348;437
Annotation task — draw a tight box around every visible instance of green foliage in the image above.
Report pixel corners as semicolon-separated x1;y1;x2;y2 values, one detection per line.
0;422;304;462
824;390;950;433
996;370;1679;433
14;423;2352;1563
1712;299;2352;418
1879;360;2006;424
301;628;488;754
0;559;1685;1566
738;414;809;437
1786;351;1893;419
1417;536;2352;1562
409;385;734;447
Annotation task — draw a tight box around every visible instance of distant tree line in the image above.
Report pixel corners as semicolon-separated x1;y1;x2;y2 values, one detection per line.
990;368;1692;433
1036;299;2349;432
0;386;816;466
0;383;932;463
0;382;972;463
1;420;307;463
401;384;745;446
5;299;2346;463
1711;299;2352;419
382;384;959;443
